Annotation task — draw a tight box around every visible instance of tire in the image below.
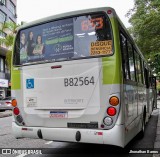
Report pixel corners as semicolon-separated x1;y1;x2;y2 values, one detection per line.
138;110;146;139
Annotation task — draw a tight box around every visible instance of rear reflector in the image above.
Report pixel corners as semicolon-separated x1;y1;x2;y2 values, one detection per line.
107;107;116;116
51;65;62;69
13;107;20;115
101;124;104;128
22;128;27;131
97;132;103;136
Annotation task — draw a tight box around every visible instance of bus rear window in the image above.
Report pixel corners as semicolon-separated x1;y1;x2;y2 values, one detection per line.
14;13;113;65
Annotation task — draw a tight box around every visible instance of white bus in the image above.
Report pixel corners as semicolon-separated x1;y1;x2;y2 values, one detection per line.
12;7;156;147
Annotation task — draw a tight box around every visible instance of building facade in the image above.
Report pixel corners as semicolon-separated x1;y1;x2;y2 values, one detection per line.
0;0;17;98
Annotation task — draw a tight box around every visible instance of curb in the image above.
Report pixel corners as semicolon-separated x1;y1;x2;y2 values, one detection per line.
153;105;160;157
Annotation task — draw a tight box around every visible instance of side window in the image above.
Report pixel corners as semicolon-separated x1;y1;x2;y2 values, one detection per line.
149;71;152;88
151;76;156;89
143;62;146;85
120;32;130;79
144;65;149;88
0;10;6;23
134;51;143;84
134;51;139;82
139;57;144;84
127;41;135;81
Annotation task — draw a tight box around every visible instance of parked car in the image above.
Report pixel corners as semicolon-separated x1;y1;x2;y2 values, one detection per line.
0;97;12;112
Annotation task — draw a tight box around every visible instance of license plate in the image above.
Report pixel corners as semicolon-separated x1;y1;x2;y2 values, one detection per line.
50;111;68;118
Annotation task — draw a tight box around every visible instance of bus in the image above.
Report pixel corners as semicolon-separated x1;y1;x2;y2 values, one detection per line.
11;7;156;148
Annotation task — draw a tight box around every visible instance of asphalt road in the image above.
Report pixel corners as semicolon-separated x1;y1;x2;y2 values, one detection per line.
0;108;158;157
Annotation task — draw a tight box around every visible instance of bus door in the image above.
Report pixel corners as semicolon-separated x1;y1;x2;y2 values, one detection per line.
144;68;150;117
150;76;157;109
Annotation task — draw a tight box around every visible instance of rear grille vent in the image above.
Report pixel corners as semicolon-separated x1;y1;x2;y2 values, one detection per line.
67;122;98;129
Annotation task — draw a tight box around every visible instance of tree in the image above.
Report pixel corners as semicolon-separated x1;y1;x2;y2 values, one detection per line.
0;22;20;70
127;0;160;75
157;81;160;91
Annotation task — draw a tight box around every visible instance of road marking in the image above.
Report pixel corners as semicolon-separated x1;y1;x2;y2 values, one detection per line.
16;154;27;157
45;141;53;145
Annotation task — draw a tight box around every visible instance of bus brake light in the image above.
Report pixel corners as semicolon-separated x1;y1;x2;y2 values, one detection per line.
13;107;20;115
107;107;116;116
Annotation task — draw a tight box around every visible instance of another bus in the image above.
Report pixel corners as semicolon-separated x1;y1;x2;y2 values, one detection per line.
11;7;156;147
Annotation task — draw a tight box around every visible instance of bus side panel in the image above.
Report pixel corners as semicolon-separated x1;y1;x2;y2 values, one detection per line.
11;68;21;90
124;83;146;146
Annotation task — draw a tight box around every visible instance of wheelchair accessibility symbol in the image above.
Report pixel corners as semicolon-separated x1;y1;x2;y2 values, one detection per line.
26;79;34;89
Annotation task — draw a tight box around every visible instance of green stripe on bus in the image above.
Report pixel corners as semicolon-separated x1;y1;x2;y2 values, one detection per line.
11;36;21;90
11;68;21;90
102;17;122;84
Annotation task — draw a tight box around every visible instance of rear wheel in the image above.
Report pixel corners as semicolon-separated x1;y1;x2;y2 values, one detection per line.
138;109;146;139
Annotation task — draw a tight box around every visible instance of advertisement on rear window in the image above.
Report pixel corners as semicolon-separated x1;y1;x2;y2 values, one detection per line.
20;18;74;64
17;13;113;65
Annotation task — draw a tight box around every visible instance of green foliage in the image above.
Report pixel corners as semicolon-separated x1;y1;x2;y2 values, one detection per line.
127;0;160;74
0;22;19;70
157;82;160;90
6;50;12;70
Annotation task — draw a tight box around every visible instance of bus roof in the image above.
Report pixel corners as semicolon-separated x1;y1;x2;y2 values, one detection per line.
16;6;149;69
18;7;116;30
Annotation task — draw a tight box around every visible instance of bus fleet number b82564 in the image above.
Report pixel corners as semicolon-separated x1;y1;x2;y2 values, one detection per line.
64;76;95;87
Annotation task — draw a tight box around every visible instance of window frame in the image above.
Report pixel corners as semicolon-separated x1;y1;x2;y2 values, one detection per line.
13;11;114;66
8;17;15;24
127;40;136;82
139;56;144;84
0;0;6;5
0;10;6;23
0;57;5;72
9;0;16;15
120;31;130;80
119;25;147;85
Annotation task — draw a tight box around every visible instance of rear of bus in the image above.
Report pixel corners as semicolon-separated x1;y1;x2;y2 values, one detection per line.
12;7;124;147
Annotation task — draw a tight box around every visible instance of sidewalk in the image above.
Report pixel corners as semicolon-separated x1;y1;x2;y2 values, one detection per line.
153;100;160;157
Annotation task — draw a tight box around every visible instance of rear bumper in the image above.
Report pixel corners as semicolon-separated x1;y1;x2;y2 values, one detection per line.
12;122;125;147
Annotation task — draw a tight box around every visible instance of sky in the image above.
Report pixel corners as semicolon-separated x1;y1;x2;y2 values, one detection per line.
17;0;134;27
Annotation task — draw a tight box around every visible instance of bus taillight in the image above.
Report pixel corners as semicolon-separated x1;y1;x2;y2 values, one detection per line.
13;107;20;115
12;100;25;125
103;117;113;126
107;107;117;116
